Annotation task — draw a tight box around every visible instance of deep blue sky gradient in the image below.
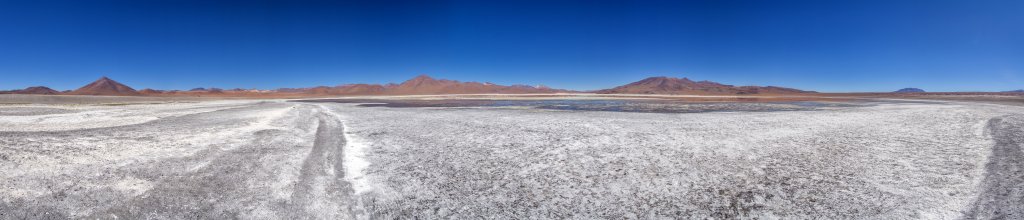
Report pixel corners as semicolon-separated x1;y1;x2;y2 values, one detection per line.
1;0;1021;92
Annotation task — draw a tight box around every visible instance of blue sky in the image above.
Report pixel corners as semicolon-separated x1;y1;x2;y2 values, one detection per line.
1;0;1021;92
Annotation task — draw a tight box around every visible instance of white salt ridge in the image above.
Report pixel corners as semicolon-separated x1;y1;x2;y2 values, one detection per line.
317;104;373;195
342;123;373;194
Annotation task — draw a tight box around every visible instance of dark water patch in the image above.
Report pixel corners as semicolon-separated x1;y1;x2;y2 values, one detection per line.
294;99;868;113
536;102;807;113
530;100;866;113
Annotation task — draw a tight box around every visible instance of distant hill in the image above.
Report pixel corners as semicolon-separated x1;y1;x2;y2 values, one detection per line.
1005;89;1024;93
300;84;387;96
0;86;60;95
20;86;61;94
894;88;926;93
139;89;163;95
67;77;139;96
596;76;813;95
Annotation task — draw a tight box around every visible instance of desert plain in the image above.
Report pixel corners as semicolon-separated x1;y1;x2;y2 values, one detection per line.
1;93;1022;219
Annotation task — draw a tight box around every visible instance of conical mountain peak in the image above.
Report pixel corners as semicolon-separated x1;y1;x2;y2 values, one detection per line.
69;76;139;96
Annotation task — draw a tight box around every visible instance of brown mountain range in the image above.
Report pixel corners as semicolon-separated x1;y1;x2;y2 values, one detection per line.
292;75;570;95
8;75;821;97
67;77;140;96
386;75;568;95
597;76;813;95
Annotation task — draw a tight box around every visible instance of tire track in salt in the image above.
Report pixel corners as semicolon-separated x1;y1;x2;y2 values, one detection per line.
312;104;372;219
964;116;1024;219
288;111;352;219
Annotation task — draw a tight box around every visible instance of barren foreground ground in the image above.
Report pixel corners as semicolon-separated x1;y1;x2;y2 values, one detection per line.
1;98;1022;219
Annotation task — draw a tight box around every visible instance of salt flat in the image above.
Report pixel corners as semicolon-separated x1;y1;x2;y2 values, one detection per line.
0;98;1021;219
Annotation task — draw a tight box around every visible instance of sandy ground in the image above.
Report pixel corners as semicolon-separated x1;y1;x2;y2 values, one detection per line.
1;97;1022;219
